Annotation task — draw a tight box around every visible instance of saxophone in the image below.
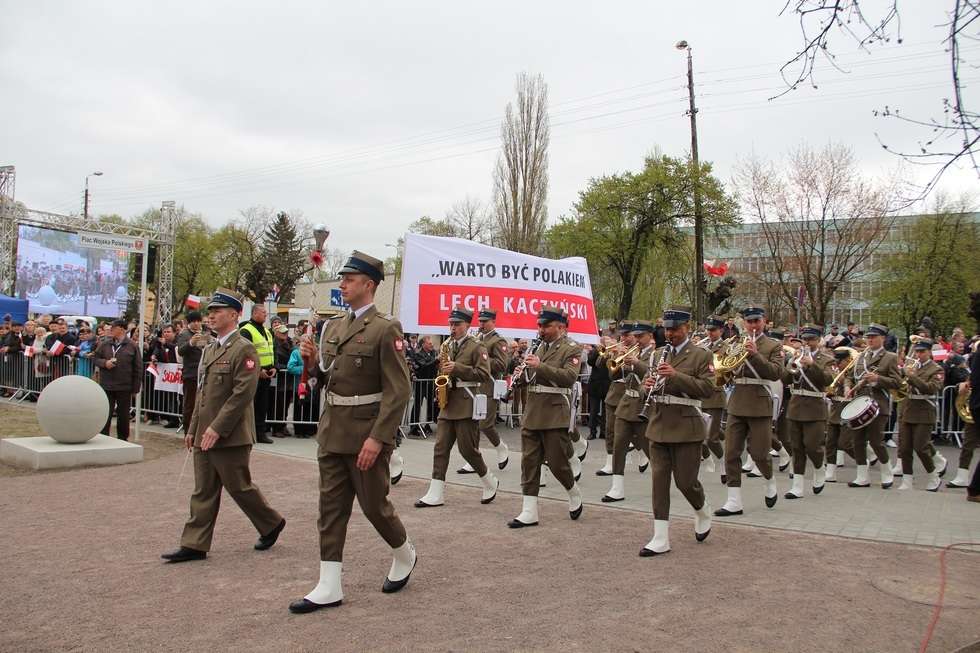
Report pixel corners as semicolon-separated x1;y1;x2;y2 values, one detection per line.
434;338;452;410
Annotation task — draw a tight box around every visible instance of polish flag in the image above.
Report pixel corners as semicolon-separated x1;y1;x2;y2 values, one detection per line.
48;340;65;356
147;363;159;379
24;345;35;358
703;259;729;277
185;294;202;309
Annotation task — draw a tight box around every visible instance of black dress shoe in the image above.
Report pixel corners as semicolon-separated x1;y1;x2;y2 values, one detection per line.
784;492;802;500
414;499;442;508
507;518;538;528
161;546;206;563
574;472;581;482
569;504;583;520
382;554;417;594
937;462;948;478
713;506;743;517
881;482;893;490
778;461;790;472
848;481;871;487
638;462;649;473
288;598;342;614
720;474;728;485
498;458;509;470
765;494;778;508
601;494;624;503
747;471;763;478
391;472;403;485
257;434;274;444
456;466;477;475
812;484;825;494
639;547;668;557
596;469;613;477
696;528;711;543
255;519;286;551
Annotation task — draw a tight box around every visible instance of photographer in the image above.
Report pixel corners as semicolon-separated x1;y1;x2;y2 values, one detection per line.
176;312;209;434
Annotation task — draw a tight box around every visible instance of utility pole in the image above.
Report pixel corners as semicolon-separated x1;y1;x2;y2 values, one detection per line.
82;171;103;316
677;40;704;323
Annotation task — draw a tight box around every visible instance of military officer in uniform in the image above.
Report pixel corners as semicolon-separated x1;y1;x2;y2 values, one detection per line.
845;323;901;489
602;320;654;503
596;323;634;477
640;306;715;555
700;315;728;481
824;347;856;482
457;308;511;473
416;307;499;507
715;306;785;517
897;339;945;491
290;251;416;614
508;306;585;528
782;324;834;499
161;288;285;564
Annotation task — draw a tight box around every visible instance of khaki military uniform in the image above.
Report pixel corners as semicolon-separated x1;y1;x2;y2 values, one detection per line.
782;351;834;474
180;331;283;552
846;348;901;466
612;344;654;474
520;337;582;496
313;306;412;561
478;330;510;447
897;359;943;475
604;360;627;456
644;341;715;519
724;336;784;487
826;371;855;463
431;335;492;480
701;338;727;460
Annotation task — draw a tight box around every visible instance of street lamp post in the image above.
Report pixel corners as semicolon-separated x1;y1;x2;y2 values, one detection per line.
676;40;705;324
82;171;103;315
385;243;400;315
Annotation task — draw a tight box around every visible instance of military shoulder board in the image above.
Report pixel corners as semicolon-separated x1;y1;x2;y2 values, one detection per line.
376;313;394;321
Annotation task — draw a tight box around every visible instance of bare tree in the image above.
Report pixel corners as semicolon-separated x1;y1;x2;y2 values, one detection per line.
733;142;899;325
492;72;550;255
777;1;979;198
446;196;492;244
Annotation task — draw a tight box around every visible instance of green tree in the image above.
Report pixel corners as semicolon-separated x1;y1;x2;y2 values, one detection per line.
256;211;306;304
547;153;737;320
873;198;980;337
172;214;220;309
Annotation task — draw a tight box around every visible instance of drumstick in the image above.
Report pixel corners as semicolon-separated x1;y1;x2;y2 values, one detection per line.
175;448;191;489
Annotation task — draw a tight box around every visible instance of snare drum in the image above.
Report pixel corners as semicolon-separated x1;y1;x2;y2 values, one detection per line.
840;395;879;430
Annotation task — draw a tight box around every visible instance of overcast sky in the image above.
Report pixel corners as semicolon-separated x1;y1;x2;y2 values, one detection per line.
2;1;976;256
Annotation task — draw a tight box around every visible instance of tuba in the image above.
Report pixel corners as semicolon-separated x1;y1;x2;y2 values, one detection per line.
825;346;859;396
956;386;974;424
433;339;452;410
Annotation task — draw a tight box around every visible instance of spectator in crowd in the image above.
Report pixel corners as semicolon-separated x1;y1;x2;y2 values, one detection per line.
44;318;77;377
38;314;52;329
286;337;319;438
722;317;739;339
884;325;899;353
94;319;142;441
147;324;180;428
269;324;293;438
31;325;51;391
823;324;841;347
586;337;611;439
408;335;439;436
239;304;275;444
0;321;24;396
73;323;97;378
176;311;207;435
406;333;419;356
653;318;667;348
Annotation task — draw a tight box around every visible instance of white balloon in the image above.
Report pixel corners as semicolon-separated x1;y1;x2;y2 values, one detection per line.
37;376;110;444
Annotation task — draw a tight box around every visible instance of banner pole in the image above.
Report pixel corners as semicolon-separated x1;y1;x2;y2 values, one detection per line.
134;242;149;443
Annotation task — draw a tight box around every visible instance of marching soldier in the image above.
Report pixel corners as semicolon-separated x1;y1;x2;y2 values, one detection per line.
845;323;901;489
715;306;784;517
458;309;511;473
700;315;728;481
508;306;585;528
161;288;285;564
416;307;499;507
640;306;715;555
602;320;654;503
897;339;944;491
782;325;834;499
825;348;856;482
290;251;416;614
596;323;635;477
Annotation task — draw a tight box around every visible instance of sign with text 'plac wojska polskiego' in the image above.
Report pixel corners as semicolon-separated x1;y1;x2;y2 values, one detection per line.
399;233;599;344
78;231;148;254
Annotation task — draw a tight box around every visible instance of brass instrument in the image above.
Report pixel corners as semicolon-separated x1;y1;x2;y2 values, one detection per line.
434;339;452;409
597;341;626;359
607;344;640;375
713;333;757;387
825;346;859;396
692;334;711;348
893;338;927;402
505;338;542;402
787;345;811;375
637;346;671;423
955;386;974;424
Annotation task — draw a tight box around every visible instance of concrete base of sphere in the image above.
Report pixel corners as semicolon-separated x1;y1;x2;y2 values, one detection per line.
0;435;143;470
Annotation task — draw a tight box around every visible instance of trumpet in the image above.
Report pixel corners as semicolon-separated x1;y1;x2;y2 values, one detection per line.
607;344;640;375
433;339;453;409
597;341;628;359
637;346;671;423
692;334;712;349
505;338;542;402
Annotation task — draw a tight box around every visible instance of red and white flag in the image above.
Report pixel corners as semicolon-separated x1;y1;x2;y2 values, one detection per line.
147;362;159;379
48;340;65;356
703;259;729;277
24;345;35;358
185;294;202;309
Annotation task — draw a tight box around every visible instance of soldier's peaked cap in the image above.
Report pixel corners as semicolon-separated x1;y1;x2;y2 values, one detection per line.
449;306;474;323
537;305;568;325
208;288;244;312
338;250;384;284
662;306;692;328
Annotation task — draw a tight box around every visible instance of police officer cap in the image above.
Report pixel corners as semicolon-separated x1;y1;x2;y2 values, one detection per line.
630;319;655;335
741;306;766;319
662;306;691;328
706;315;726;329
338;250;385;284
866;323;889;337
208;287;244;313
800;324;823;339
537;305;568;325
478;308;497;321
449;306;474;323
912;338;933;351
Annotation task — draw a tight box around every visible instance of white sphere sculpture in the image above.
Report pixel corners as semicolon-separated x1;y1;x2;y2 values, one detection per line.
36;285;57;306
37;376;110;444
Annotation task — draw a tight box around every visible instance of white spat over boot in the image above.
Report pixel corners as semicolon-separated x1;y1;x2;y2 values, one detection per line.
948;467;971;488
414;479;445;507
602;474;625;503
714;486;743;516
507;495;539;528
640;519;671;556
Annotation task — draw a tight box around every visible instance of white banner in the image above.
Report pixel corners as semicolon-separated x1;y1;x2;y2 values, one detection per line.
399;234;599;344
78;231;148;254
154;362;183;394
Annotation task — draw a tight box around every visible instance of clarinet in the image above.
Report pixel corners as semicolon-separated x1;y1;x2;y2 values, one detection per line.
637;346;670;423
505;338;541;402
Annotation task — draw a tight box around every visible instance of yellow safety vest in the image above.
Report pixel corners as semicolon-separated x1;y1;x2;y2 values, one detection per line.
241;322;274;367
